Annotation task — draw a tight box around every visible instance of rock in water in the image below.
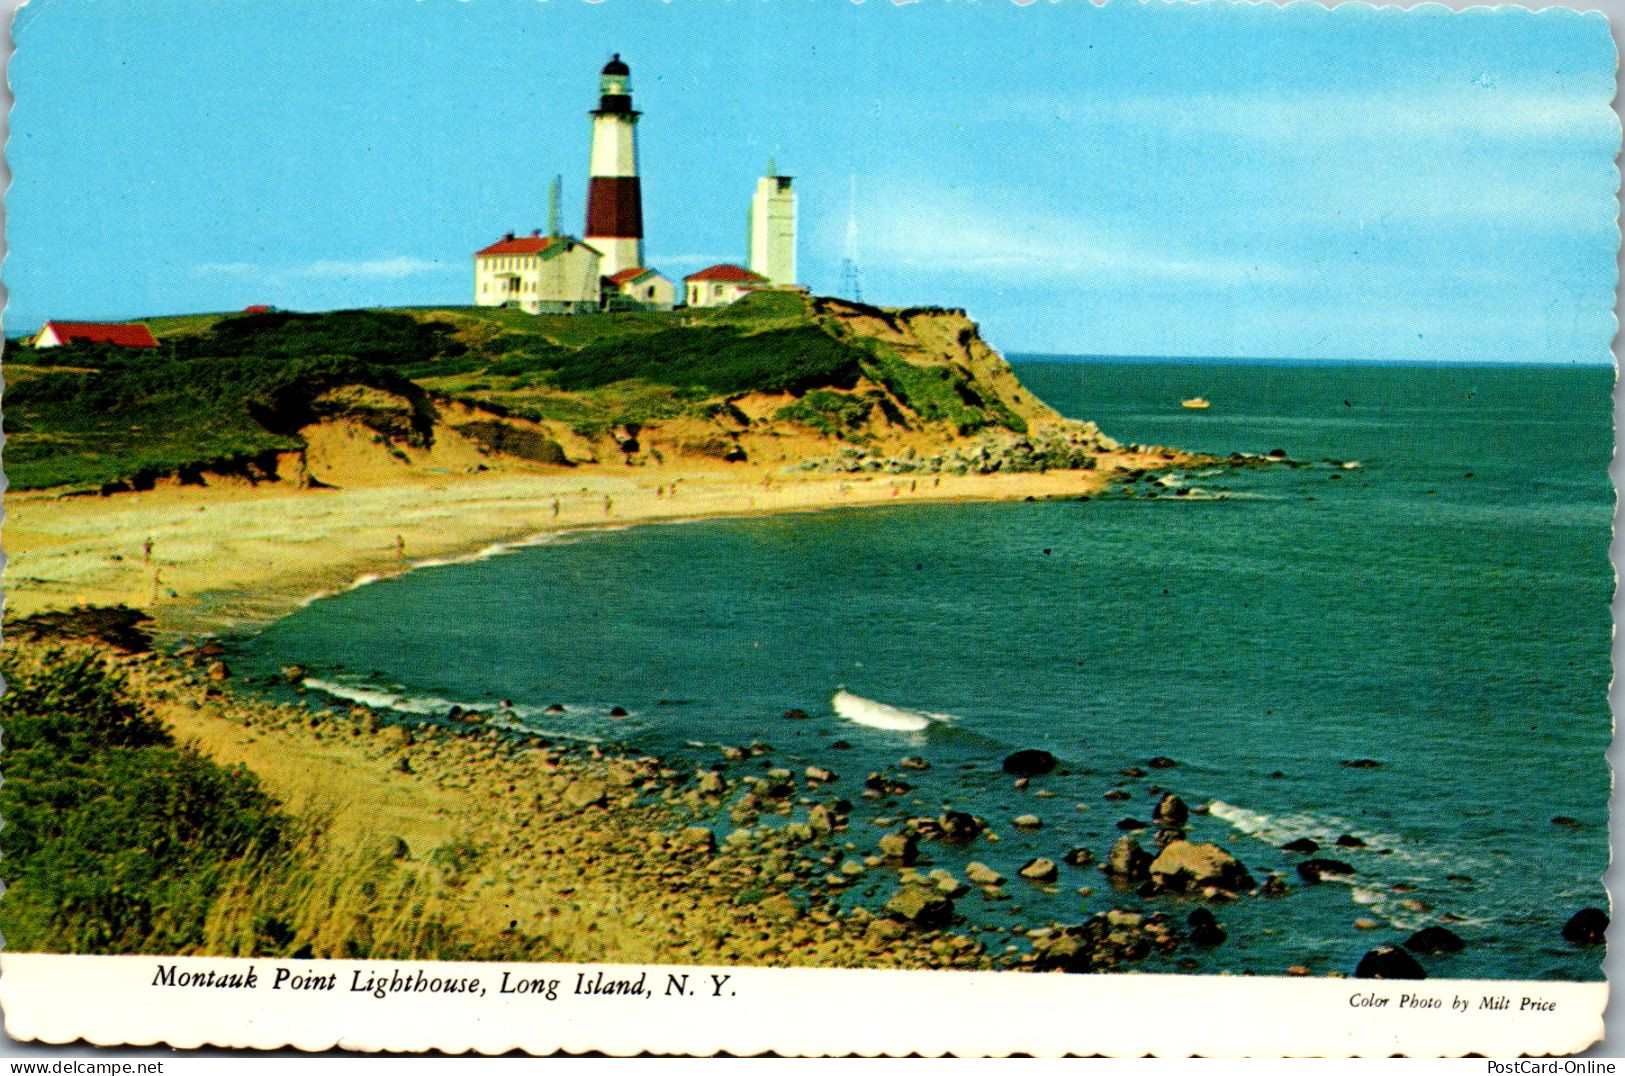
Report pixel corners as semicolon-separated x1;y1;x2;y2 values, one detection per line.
782;708;810;720
965;861;1005;887
1147;840;1254;895
1152;793;1189;826
1147;756;1178;769
1354;946;1426;980
1188;907;1226;948
1404;926;1465;955
1013;814;1044;830
1019;858;1059;883
885;887;954;929
1105;835;1153;882
1296;858;1356;883
878;831;919;864
1282;837;1320;854
937;810;986;843
1062;847;1094;868
1002;749;1058;777
1562;908;1609;946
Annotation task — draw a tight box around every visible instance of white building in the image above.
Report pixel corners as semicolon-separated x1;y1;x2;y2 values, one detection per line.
606;267;676;311
685;264;767;308
474;231;602;314
747;164;796;286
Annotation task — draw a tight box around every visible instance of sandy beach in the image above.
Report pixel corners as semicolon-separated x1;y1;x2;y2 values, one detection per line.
5;450;1182;636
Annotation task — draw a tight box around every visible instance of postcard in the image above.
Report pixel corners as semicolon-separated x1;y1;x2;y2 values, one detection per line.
0;0;1616;1058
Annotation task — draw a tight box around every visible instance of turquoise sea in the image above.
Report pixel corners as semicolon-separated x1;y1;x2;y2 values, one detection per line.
224;358;1616;980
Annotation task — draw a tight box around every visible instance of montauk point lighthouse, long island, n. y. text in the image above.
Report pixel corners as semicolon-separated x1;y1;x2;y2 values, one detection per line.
473;55;796;315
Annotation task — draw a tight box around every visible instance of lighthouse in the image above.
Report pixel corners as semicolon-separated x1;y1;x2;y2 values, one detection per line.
585;54;644;280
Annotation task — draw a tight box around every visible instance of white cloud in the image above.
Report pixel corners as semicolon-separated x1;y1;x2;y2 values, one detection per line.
852;187;1290;287
195;257;454;281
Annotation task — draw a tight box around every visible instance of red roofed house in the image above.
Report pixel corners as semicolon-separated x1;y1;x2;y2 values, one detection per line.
605;267;676;312
684;264;767;309
33;321;160;349
475;230;601;314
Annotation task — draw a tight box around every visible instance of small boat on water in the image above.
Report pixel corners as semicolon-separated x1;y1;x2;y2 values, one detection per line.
1181;397;1211;410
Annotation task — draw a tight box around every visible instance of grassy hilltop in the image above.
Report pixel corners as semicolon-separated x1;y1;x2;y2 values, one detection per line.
5;291;1113;493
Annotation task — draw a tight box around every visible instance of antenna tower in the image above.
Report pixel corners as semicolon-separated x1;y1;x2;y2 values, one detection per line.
547;175;562;238
838;171;863;303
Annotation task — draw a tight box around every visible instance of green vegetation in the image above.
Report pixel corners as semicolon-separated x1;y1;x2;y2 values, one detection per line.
5;310;449;490
858;345;1027;436
6;292;1033;490
0;621;288;953
775;389;876;439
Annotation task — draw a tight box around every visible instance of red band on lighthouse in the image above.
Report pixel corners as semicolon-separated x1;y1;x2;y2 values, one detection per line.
586;177;644;240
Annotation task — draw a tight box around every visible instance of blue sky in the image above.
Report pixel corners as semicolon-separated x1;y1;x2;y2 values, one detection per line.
6;0;1619;361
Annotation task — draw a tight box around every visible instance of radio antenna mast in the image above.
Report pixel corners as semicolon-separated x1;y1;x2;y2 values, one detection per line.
838;171;863;303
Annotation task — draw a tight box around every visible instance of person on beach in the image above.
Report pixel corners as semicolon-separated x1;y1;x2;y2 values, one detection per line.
552;497;561;518
142;537;153;564
604;494;613;515
395;534;406;559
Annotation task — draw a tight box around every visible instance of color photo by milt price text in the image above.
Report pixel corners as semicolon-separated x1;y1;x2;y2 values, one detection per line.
152;964;735;1001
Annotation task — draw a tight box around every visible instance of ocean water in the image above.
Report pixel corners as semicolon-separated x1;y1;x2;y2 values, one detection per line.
223;358;1616;980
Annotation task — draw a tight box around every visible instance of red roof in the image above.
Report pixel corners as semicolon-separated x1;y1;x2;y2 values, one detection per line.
41;321;159;348
607;268;649;286
477;233;562;256
243;304;272;313
685;264;767;284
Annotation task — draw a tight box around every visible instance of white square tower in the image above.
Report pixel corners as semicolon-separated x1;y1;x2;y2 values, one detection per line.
747;162;796;287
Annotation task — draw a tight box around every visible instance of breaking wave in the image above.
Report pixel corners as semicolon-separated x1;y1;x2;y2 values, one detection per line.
831;689;957;733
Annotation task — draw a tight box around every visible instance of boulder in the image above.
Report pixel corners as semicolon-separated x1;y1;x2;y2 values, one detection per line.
1261;873;1290;897
563;779;608;809
808;803;837;837
1019;858;1059;883
1152;793;1189;827
1404;926;1465;955
1336;834;1367;849
1340;758;1382;769
1297;858;1356;883
1013;814;1044;830
1148;840;1254;895
757;892;801;922
1002;749;1058;777
696;770;728;796
1062;847;1094;868
1562;908;1609;946
1282;837;1320;854
1105;836;1153;882
676;827;718;855
207;660;231;682
899;756;931;771
1147;756;1178;769
805;765;837;784
782;708;810;720
866;918;906;946
1116;818;1147;832
937;810;986;843
878;831;919;864
1187;907;1226;948
281;664;307;684
965;861;1005;887
1354;945;1426;980
929;869;968;897
885;886;955;929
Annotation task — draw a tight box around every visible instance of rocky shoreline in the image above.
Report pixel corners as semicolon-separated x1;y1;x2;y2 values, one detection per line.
20;614;1556;978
